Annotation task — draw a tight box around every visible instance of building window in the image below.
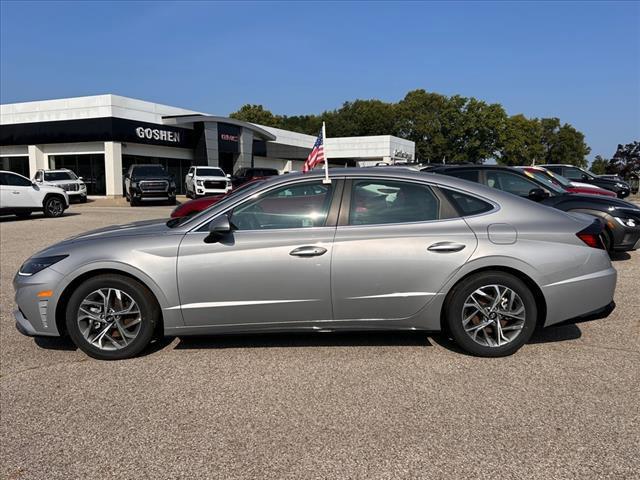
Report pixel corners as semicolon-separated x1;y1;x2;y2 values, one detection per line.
1;156;30;178
49;154;106;195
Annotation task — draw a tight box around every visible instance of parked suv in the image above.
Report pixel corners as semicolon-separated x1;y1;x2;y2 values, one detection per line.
124;164;176;206
33;168;87;203
425;165;640;253
541;164;631;198
185;166;231;198
231;167;278;188
0;170;69;218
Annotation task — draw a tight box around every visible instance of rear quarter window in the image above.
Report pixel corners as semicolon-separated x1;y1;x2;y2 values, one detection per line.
442;189;494;216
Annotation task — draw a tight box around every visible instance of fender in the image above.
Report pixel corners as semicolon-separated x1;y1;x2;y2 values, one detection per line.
51;260;185;332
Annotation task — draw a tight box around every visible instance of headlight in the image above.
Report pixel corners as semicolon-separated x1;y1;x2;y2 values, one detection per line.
170;181;176;188
196;180;203;186
614;217;637;228
131;181;138;188
616;183;625;188
19;255;68;276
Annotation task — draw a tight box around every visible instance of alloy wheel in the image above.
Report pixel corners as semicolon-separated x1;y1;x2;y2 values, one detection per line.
47;198;64;216
461;284;526;347
77;288;142;351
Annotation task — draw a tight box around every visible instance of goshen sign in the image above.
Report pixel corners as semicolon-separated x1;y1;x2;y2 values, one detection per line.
135;127;181;143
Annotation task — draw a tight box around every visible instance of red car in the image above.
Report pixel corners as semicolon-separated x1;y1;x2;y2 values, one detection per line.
171;178;265;218
516;166;617;198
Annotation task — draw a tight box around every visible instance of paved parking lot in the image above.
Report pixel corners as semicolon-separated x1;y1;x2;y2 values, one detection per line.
1;202;639;479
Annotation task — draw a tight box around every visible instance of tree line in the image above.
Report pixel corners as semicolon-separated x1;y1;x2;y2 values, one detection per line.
230;89;592;167
590;141;639;177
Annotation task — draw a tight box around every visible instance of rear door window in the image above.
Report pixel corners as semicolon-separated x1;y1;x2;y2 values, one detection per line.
485;171;541;197
444;169;479;183
349;179;440;225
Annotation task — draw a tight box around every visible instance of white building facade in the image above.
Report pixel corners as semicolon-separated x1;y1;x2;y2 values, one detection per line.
1;95;415;196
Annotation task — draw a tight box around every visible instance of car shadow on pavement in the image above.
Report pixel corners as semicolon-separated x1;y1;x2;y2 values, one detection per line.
174;331;433;350
430;323;582;355
0;212;81;223
34;336;77;351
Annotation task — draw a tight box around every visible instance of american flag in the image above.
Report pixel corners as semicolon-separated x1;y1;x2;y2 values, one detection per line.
302;130;325;172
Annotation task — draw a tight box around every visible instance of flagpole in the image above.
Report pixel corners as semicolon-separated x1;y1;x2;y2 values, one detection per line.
322;121;330;184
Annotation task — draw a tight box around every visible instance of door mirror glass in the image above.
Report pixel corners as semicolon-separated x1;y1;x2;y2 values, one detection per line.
206;215;232;242
528;188;548;201
226;174;231;178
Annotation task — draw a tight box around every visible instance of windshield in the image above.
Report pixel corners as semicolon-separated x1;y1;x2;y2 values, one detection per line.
522;170;568;194
133;166;166;176
167;179;266;228
196;167;225;177
44;171;76;181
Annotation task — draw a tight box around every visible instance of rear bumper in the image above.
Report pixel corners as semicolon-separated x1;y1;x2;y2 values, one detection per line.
542;266;617;327
557;301;615;326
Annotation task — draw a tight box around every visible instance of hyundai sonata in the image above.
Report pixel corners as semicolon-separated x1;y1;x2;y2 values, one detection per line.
14;168;616;360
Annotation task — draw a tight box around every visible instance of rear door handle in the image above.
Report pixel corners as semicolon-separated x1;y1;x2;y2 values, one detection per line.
428;242;466;253
290;246;327;257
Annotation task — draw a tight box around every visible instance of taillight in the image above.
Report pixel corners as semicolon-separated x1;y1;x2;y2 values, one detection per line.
576;220;605;249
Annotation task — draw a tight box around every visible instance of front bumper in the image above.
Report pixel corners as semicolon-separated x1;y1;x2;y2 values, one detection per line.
611;222;640;251
195;185;232;196
13;268;64;337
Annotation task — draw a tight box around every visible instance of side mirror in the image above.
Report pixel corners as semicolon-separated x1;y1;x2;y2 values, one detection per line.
581;174;589;181
206;215;232;243
78;176;84;181
226;174;231;178
188;172;194;177
528;188;548;202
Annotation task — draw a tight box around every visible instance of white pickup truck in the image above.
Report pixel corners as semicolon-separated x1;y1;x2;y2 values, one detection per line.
185;166;232;198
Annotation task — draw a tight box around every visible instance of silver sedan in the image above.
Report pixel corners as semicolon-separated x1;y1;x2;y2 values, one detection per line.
14;168;616;359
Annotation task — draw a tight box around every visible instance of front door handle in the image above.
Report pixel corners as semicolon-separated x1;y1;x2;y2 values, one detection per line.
428;242;466;253
290;246;327;257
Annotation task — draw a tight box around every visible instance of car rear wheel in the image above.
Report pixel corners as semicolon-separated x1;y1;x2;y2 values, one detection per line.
601;228;614;253
65;274;160;360
445;272;537;357
43;196;65;218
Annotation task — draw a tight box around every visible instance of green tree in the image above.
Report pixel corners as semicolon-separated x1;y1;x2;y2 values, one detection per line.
497;115;544;166
607;141;640;177
590;155;609;175
538;117;590;167
230;104;281;127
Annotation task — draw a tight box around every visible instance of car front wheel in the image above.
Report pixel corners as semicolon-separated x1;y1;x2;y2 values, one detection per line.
65;274;160;360
43;196;66;217
445;271;537;357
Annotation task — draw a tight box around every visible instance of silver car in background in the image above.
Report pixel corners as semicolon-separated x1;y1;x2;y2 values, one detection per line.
14;168;616;360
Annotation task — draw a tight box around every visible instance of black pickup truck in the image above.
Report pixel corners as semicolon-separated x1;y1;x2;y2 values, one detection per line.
124;164;176;206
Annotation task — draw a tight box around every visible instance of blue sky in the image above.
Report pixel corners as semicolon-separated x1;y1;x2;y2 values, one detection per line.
1;1;638;160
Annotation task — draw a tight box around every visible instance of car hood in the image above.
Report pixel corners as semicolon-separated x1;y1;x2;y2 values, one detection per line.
558;193;640;216
43;179;79;185
58;219;175;244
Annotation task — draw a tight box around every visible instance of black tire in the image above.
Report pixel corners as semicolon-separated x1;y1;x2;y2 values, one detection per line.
445;271;537;357
168;197;177;206
185;185;192;199
80;195;88;203
130;195;139;207
601;228;614;253
15;211;32;219
65;274;160;360
43;195;66;218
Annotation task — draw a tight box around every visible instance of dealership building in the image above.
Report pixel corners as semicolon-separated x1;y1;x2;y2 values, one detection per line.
0;95;415;196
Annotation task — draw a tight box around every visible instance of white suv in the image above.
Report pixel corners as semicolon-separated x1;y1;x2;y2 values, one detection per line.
34;169;87;202
185;166;231;198
0;170;69;218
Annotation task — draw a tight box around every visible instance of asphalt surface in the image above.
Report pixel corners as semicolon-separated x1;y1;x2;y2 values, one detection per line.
1;202;639;479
